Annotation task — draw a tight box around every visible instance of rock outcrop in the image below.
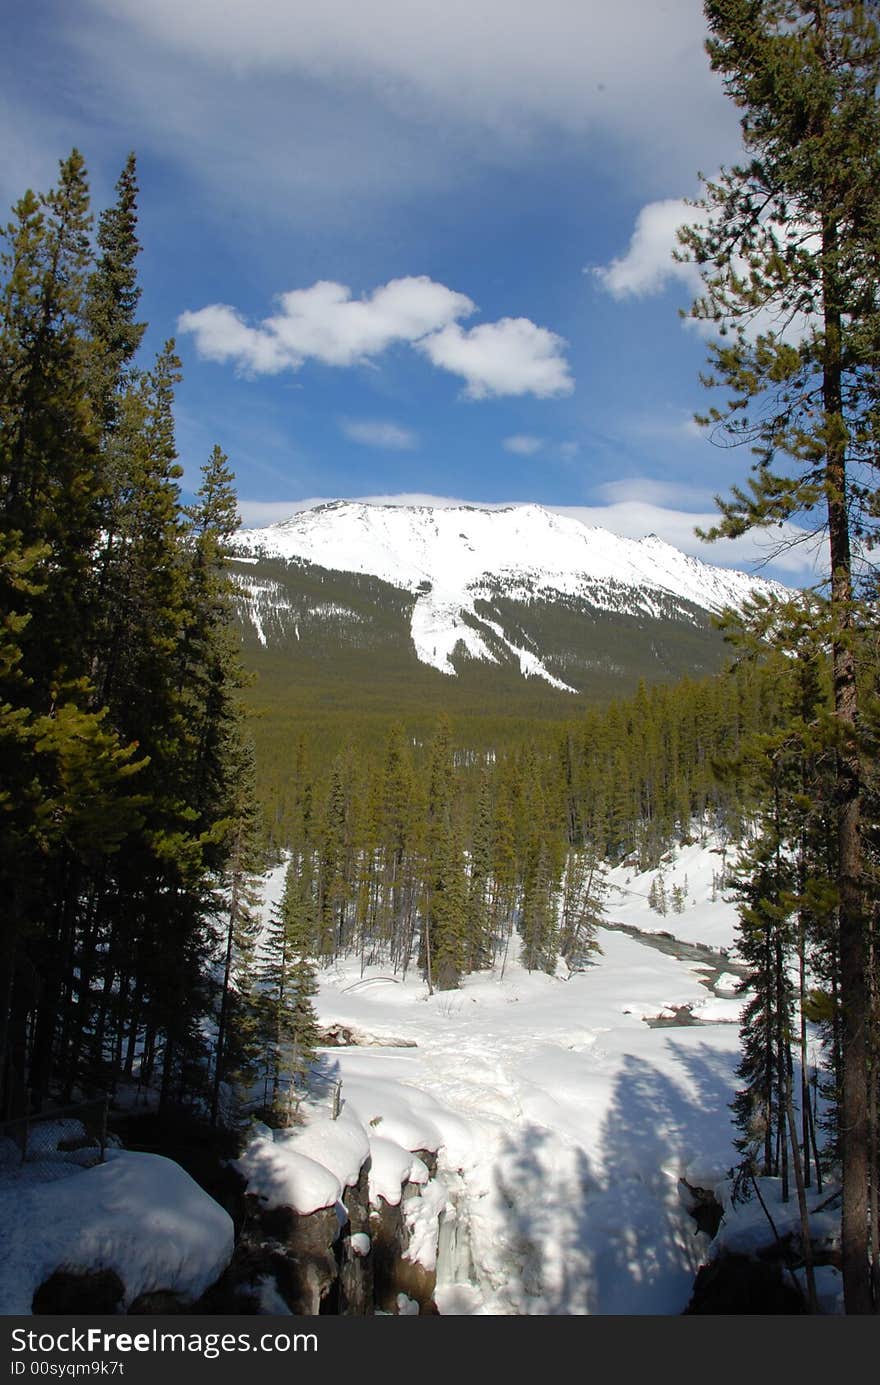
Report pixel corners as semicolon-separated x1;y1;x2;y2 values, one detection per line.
221;1136;445;1315
685;1254;807;1314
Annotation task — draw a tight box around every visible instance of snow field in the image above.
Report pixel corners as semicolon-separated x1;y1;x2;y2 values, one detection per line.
230;841;754;1313
0;842;824;1316
300;913;746;1313
603;838;742;954
243;838;837;1314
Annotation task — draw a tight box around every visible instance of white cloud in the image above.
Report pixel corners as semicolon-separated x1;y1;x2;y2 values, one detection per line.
341;419;417;450
180;280;574;398
81;1;738;196
179;276;474;374
503;435;544;455
596;477;712;510
558;494;824;578
176;304;289;374
594;198;703;300
419;319;573;399
597;198;818;347
271;278;474;365
238;499;321;528
577;479;825;575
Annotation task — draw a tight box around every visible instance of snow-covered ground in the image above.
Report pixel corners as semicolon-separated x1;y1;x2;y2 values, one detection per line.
0;1150;233;1314
305;930;743;1313
0;844;825;1317
604;838;741;954
237;843;829;1317
229;840;757;1315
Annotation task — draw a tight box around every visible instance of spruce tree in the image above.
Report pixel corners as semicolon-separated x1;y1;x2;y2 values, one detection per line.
519;839;560;975
84;152;145;432
464;771;495;972
492;771;519;978
316;752;356;960
209;741;263;1127
731;818;797;1186
558;849;605;969
256;857;320;1123
429;817;468;990
0;150;261;1124
374;723;417;970
420;715;469;990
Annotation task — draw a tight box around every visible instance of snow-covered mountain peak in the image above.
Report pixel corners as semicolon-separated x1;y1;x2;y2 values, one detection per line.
234;500;788;687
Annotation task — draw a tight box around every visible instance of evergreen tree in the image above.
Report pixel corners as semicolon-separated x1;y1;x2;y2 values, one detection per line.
433;828;468;989
376;724;418;972
464;771;495;972
492;770;519;978
648;874;668;917
0;153;146;1115
209;742;263;1127
558;849;605;969
519;838;560;975
731;817;797;1187
316;752;357;960
83;152;145;432
0;151;260;1122
421;715;468;990
680;1;880;1309
256;857;320;1123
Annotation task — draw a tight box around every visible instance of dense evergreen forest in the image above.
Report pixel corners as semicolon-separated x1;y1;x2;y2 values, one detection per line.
1;0;880;1315
252;659;784;989
0;152;255;1121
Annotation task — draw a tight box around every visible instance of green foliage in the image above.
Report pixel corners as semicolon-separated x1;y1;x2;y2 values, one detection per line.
681;4;880;1305
254;856;320;1124
231;550;738;848
0;152;259;1124
250;655;788;1000
648;875;668;917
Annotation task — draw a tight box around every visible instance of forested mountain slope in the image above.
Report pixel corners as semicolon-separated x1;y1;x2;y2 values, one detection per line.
231;501;789;772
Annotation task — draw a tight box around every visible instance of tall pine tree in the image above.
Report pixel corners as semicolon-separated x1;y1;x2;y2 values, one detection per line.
680;1;880;1310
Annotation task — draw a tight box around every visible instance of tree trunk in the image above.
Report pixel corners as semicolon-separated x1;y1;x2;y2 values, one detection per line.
210;884;238;1128
784;1078;818;1313
822;216;872;1313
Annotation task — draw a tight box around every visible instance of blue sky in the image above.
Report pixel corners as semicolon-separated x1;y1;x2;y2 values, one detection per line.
4;0;820;582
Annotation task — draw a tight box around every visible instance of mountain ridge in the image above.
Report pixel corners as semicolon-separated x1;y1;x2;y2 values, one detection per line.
233;499;788;692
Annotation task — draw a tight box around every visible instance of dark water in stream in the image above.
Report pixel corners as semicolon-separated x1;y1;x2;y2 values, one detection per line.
600;920;750;1027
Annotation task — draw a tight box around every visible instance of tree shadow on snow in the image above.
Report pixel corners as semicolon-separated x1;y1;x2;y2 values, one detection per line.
590;1039;740;1313
490;1038;739;1314
491;1122;601;1314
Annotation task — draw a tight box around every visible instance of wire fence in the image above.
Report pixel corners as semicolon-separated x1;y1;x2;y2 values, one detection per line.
0;1096;108;1183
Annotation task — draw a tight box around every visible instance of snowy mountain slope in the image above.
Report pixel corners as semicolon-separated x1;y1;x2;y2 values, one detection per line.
233;501;788;690
229;570;366;649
